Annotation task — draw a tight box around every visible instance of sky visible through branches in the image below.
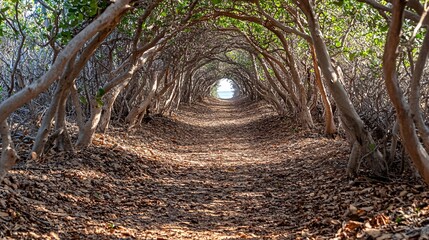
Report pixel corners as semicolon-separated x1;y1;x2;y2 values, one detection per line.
216;78;234;99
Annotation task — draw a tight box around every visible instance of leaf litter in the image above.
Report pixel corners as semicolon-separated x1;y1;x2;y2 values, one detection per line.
1;99;429;239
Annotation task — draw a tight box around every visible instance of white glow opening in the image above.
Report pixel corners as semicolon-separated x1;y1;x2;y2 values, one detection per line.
216;78;235;99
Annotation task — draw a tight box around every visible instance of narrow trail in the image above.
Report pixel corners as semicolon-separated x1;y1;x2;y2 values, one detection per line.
1;99;428;239
139;99;351;239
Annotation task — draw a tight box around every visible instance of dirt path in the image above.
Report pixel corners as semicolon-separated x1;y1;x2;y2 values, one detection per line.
1;99;429;239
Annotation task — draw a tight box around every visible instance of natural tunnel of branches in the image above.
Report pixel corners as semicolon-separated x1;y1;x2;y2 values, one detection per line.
1;0;429;186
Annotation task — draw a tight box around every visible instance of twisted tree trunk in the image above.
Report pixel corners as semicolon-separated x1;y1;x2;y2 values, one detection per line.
296;0;385;177
383;0;429;184
0;0;130;171
126;73;160;128
0;0;130;124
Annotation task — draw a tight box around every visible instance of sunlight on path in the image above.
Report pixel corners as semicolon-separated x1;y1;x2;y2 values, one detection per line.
174;99;276;167
136;98;350;239
2;98;362;239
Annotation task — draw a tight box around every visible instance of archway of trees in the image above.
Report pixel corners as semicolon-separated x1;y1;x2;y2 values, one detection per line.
0;0;429;220
2;0;429;237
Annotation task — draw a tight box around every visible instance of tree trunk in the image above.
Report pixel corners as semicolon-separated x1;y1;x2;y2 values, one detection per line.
0;0;130;124
0;1;128;173
271;29;314;128
98;85;123;133
382;0;429;184
251;54;285;114
31;56;76;157
76;99;103;147
32;24;113;156
0;120;19;182
389;120;400;163
126;75;159;128
257;56;295;111
97;44;163;132
163;80;180;115
296;0;385;177
310;45;336;135
70;83;84;128
409;29;429;150
54;89;74;152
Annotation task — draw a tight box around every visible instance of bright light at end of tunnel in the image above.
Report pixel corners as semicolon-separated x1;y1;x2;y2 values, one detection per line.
218;78;234;92
216;78;235;99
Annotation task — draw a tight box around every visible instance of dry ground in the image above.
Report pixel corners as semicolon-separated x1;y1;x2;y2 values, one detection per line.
1;99;429;239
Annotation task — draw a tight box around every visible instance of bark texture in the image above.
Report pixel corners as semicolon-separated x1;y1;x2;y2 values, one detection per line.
296;0;385;177
382;0;429;184
0;121;19;182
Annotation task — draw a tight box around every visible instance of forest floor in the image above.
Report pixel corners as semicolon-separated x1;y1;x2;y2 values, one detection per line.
1;99;429;239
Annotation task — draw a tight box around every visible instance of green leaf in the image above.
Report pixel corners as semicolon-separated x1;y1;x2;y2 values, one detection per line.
211;0;222;5
96;88;106;98
1;7;10;13
96;98;104;108
79;96;88;105
395;216;403;224
333;0;344;6
95;88;105;107
415;31;424;40
335;40;342;48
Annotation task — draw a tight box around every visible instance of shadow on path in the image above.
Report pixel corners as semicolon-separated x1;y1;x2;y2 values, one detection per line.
1;98;427;239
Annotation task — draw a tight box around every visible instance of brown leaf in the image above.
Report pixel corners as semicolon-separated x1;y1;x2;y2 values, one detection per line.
377;234;393;240
349;204;358;215
344;220;363;232
0;199;6;208
0;211;9;218
49;232;60;240
365;228;382;238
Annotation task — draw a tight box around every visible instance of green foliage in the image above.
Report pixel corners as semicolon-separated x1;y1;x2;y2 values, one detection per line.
0;6;9;37
79;95;88;105
95;88;105;108
0;0;108;47
0;85;3;101
314;0;390;73
211;0;222;5
395;216;404;224
226;50;252;70
210;83;218;97
97;88;106;97
58;0;105;43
